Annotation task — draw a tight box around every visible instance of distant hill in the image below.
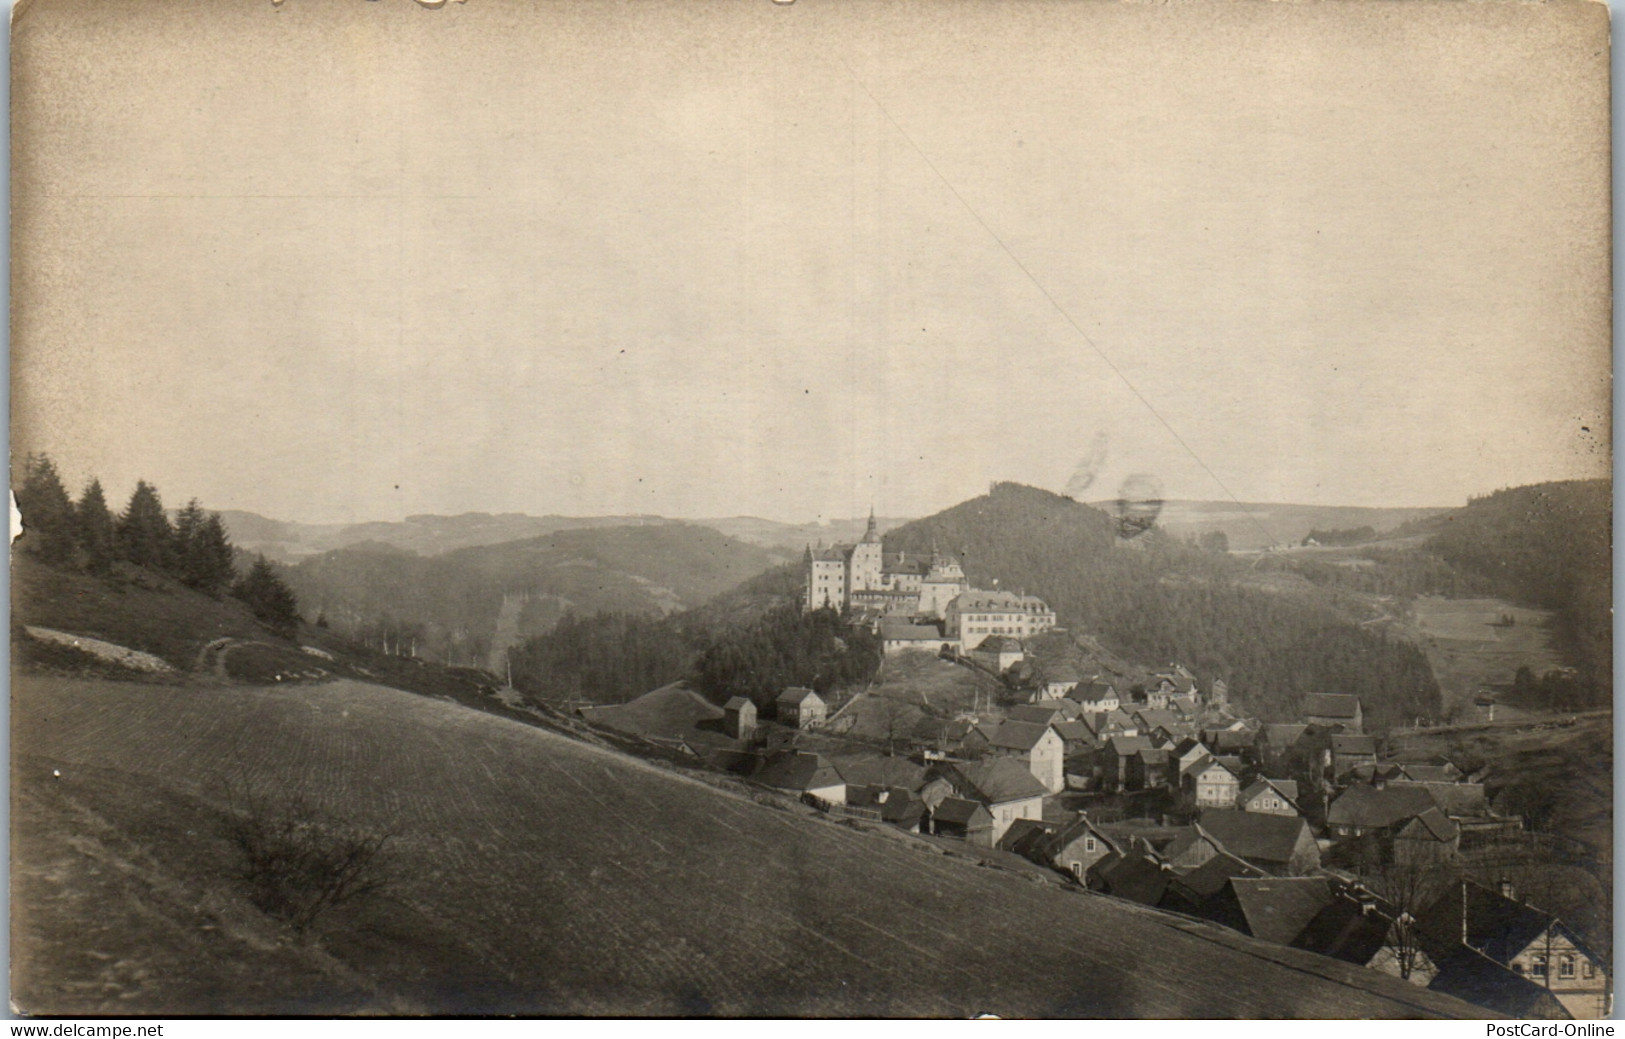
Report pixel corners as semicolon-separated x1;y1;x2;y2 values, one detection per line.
13;673;1480;1017
1137;501;1450;551
695;515;912;553
884;483;1441;731
285;523;784;668
218;509;680;563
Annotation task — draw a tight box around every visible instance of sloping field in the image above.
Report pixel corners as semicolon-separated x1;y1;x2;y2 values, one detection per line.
13;677;1481;1017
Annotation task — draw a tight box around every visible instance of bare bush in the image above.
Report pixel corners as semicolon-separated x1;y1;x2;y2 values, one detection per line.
221;784;393;938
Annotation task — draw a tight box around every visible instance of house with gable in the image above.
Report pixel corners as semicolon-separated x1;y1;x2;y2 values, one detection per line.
1238;777;1302;817
1197;808;1321;876
1304;693;1364;734
775;686;827;729
723;696;757;740
971;634;1026;673
1416;879;1611;1018
929;797;994;845
1330;734;1380;778
985;719;1066;794
937;757;1049;842
1104;734;1157;792
1184;755;1243;808
755;750;846;804
1073;681;1121;714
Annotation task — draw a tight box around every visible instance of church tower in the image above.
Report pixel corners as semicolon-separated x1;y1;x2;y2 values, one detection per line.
848;507;884;595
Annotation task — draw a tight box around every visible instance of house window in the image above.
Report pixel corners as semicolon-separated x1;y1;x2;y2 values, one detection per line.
1583;961;1596;979
1531;956;1547;978
1085;837;1097;853
1070;861;1083;877
1560;955;1576;979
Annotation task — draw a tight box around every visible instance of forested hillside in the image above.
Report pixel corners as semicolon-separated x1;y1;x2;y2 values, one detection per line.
287;524;783;667
1420;481;1611;692
884;483;1440;730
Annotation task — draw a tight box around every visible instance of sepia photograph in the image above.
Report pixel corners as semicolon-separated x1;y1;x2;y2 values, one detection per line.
8;0;1614;1019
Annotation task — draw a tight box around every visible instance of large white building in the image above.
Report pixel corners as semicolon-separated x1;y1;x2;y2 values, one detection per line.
944;589;1057;650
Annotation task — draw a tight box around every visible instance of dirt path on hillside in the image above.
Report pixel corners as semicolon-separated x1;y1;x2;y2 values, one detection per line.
485;594;525;676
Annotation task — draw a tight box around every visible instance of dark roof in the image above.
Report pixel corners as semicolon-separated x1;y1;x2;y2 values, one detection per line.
1074;682;1118;704
1395;781;1491;819
1240;778;1300;805
1190;755;1239;780
723;696;754;712
1171;851;1265;902
1231;877;1335;944
976;635;1025;654
1051;720;1095;744
987;719;1055;752
1209;729;1257;752
1134;709;1180;731
1087;851;1171;906
776;686;823;706
996;817;1059;856
1331;734;1378;754
829;754;927;791
880;618;946;641
1007;704;1066;725
847;784;927;826
756;751;843;793
1398;806;1460;843
1197;810;1309;866
1416;879;1587;967
1291;892;1395;965
1107;735;1155;756
1327;782;1439;831
1261;723;1309;749
932;797;992;828
1426;942;1575;1019
1304;693;1361;719
951;757;1050;804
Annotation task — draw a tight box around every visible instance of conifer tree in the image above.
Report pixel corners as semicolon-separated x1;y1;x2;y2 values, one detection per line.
74;478;118;572
193;512;238;594
118;480;174;570
17;453;77;563
234;554;301;637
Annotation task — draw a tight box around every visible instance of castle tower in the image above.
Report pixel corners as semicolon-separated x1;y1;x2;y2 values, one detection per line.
849;506;883;595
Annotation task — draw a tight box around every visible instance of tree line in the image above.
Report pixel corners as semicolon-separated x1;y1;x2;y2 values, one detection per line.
16;453;302;637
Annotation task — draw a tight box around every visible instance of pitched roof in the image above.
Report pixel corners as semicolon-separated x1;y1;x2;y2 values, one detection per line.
1231;877;1335;944
1134;709;1181;731
1191;755;1239;780
996;817;1059;856
1303;693;1361;719
829;754;927;791
1197;810;1310;866
1327;782;1439;831
879;618;945;641
1007;704;1066;725
976;635;1025;654
932;797;992;828
1209;729;1257;752
1426;942;1575;1019
950;589;1053;614
1395;781;1491;819
756;751;844;793
1171;850;1265;902
986;719;1055;752
1261;723;1309;749
1088;851;1171;906
776;686;823;706
1291;892;1395;965
1073;682;1118;704
723;696;754;712
1051;720;1095;744
1398;806;1460;843
1416;879;1588;966
1107;735;1156;756
951;757;1050;804
1240;777;1300;805
846;784;927;826
1331;734;1378;754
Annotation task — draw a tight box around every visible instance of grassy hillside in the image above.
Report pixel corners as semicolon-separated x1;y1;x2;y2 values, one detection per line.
1144;501;1448;552
13;675;1480;1018
218;509;677;562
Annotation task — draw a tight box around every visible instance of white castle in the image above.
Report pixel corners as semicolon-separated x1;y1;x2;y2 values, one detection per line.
802;511;1055;652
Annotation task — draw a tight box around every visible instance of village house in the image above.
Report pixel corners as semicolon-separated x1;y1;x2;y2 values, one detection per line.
1330;733;1379;778
972;634;1025;673
843;784;926;833
775;686;827;729
928;797;994;845
934;757;1049;843
1417;879;1610;1018
723;696;757;740
1391;806;1460;866
1104;734;1158;792
984;720;1066;794
1185;755;1243;808
879;616;954;656
1196;809;1321;876
1072;681;1121;714
1158;851;1266;918
1325;780;1439;839
1304;693;1364;734
755;750;847;805
1039;816;1123;881
1036;661;1084;700
1238;777;1302;817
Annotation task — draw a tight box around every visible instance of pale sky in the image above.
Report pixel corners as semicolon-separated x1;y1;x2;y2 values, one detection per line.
12;0;1612;525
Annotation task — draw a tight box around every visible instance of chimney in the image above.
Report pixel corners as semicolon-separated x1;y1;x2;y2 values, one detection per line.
1500;879;1516;901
